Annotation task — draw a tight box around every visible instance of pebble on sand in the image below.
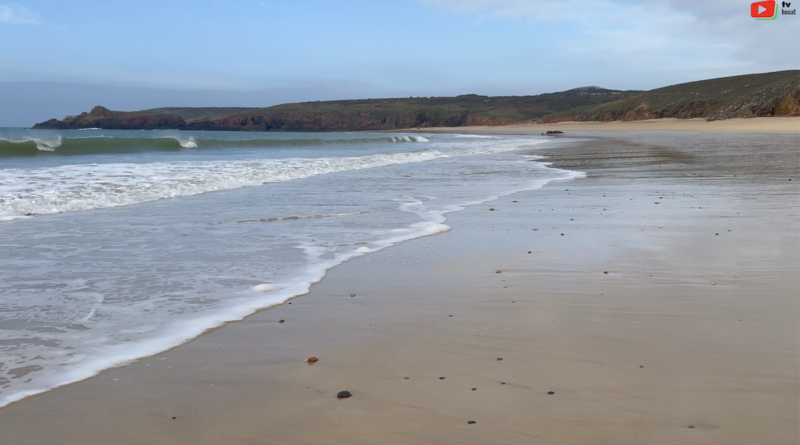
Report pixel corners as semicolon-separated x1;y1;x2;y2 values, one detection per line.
307;357;319;364
468;421;476;424
472;388;477;391
350;294;356;297
172;417;177;420
640;365;644;368
279;319;285;323
489;208;495;211
495;270;502;273
501;382;506;385
604;271;609;274
439;377;446;380
532;228;538;231
547;391;555;395
688;425;696;429
560;233;565;236
497;358;503;361
337;391;352;399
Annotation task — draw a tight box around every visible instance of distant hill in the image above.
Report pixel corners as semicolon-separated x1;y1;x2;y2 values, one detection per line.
33;71;799;132
31;88;640;131
542;70;799;122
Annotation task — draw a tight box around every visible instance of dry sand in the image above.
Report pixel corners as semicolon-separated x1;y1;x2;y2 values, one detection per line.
407;117;800;134
0;131;797;444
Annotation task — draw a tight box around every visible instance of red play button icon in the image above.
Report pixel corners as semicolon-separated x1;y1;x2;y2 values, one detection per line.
751;0;777;18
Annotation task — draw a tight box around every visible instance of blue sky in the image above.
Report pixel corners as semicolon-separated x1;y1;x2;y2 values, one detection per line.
1;0;798;126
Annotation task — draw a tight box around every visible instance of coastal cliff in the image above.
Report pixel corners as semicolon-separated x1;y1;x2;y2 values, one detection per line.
33;71;799;131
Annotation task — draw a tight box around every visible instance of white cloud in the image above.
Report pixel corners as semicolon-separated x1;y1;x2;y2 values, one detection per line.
0;3;38;24
421;0;800;75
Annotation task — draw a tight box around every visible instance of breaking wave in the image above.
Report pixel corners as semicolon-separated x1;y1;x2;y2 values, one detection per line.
0;135;431;157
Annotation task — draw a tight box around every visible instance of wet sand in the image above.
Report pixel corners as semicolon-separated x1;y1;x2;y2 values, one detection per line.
0;132;798;444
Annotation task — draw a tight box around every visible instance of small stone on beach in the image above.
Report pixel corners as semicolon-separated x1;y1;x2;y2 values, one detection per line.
350;294;356;297
307;357;319;363
404;377;409;379
337;391;352;399
501;382;506;385
547;391;555;395
560;233;564;236
489;208;495;211
604;271;609;274
472;388;476;391
468;421;476;424
640;365;644;368
172;417;176;420
279;319;285;323
439;377;445;380
497;358;503;361
688;425;696;429
495;270;501;273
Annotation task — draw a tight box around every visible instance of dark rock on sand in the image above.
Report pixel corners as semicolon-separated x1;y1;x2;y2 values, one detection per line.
497;358;503;361
468;421;476;424
439;377;446;380
688;425;696;429
337;391;352;399
307;357;319;364
548;391;555;395
279;319;285;323
472;388;477;391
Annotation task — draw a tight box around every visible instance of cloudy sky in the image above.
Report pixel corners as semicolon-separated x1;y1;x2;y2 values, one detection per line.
1;0;798;126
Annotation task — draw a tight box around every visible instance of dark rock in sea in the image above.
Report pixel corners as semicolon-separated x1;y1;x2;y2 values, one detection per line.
468;421;476;424
337;391;352;399
547;391;555;395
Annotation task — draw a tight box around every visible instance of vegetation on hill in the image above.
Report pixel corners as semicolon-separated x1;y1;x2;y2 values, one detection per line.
541;70;799;122
32;71;799;131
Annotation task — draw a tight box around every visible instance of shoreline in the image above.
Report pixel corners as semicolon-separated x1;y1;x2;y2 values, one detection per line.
0;130;797;444
402;117;800;134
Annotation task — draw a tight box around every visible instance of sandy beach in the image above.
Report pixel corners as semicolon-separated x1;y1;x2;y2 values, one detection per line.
408;117;800;134
1;129;798;444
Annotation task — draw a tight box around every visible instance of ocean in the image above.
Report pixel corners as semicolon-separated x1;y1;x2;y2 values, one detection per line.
0;128;583;407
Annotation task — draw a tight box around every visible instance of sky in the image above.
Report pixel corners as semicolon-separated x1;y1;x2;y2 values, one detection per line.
1;0;798;126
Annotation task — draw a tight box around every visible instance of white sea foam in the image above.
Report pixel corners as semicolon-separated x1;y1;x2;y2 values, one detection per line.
0;132;584;409
0;140;547;220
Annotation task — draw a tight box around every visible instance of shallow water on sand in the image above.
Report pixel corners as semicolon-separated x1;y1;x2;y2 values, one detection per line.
0;129;582;407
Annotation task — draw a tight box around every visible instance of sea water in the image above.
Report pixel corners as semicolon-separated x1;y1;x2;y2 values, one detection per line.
0;128;583;407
